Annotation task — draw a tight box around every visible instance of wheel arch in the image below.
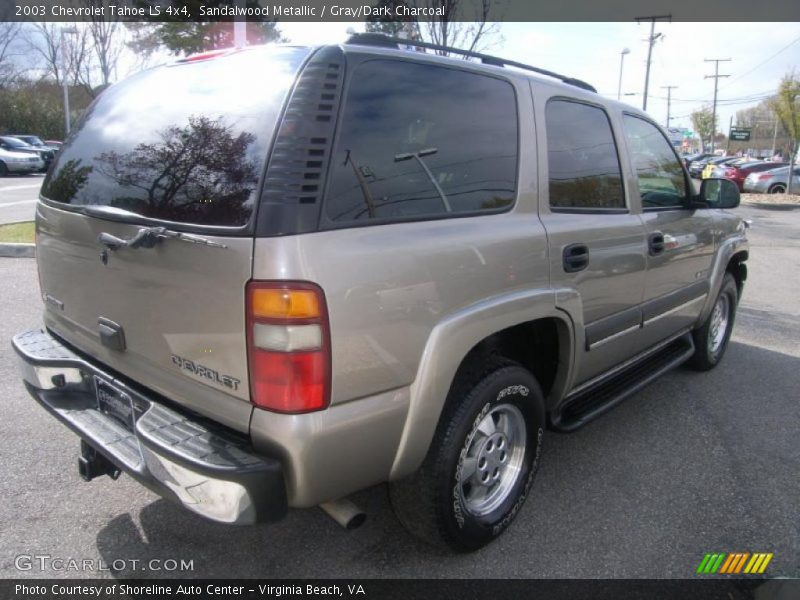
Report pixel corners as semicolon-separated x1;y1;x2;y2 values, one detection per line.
726;250;748;298
388;288;574;480
697;234;749;326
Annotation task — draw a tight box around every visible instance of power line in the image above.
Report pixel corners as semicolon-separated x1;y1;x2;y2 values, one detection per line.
647;90;775;103
705;58;731;152
719;35;800;90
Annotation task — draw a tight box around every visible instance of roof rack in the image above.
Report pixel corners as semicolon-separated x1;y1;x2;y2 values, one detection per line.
345;33;597;93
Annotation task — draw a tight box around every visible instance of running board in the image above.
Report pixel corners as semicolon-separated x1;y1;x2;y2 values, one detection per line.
552;334;695;432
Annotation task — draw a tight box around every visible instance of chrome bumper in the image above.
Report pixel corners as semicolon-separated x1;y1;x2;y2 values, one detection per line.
12;329;287;525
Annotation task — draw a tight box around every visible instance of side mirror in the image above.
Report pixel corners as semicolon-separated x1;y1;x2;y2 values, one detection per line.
697;178;740;209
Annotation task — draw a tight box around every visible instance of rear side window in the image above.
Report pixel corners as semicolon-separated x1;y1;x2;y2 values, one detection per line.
324;60;518;224
41;46;311;228
546;99;625;210
622;114;688;209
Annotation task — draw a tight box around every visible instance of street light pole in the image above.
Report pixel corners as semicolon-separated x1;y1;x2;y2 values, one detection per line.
617;48;630;101
60;26;78;135
233;0;246;47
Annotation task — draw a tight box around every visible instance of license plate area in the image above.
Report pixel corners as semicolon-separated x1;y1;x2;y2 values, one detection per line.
94;376;139;432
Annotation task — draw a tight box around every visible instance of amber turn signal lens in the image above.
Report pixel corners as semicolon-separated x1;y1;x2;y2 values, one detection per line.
250;288;321;319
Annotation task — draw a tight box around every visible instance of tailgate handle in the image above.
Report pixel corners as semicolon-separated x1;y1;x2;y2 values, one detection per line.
98;318;126;351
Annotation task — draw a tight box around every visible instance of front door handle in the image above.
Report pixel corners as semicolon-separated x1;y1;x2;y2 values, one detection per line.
563;243;589;273
648;232;665;256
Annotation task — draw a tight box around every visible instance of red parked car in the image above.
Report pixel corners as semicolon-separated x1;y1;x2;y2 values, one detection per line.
720;161;787;191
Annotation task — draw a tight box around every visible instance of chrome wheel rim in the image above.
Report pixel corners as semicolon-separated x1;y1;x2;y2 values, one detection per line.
459;403;527;517
708;294;730;355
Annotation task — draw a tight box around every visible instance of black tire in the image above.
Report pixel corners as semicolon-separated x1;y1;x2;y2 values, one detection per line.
768;183;786;194
0;161;8;177
689;273;738;371
390;360;545;552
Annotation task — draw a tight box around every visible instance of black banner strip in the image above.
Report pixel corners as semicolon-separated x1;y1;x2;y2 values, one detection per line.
3;0;800;23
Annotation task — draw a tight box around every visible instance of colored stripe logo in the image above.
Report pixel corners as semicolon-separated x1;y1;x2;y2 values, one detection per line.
696;552;773;574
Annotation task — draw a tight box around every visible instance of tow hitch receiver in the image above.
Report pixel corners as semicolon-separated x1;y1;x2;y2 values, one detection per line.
78;440;121;482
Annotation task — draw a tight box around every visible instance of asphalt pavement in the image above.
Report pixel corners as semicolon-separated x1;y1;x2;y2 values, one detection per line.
0;204;798;579
0;174;43;224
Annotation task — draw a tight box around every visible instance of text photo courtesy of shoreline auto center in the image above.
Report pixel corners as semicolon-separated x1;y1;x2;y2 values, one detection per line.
1;0;799;598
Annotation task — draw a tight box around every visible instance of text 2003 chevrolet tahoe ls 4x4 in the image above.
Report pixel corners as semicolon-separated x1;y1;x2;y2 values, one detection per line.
13;34;747;551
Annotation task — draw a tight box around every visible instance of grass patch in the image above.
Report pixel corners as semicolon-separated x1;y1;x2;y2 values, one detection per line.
0;221;35;244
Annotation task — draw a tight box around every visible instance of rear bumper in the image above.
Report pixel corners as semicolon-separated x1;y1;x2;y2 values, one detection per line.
12;328;287;525
743;180;769;193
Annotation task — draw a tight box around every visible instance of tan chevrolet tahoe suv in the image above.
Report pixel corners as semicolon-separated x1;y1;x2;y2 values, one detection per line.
13;34;748;551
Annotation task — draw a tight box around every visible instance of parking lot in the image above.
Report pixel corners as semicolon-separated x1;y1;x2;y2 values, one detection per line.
0;201;798;579
0;174;43;225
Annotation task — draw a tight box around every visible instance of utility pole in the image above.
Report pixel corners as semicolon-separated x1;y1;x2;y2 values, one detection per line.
704;58;731;153
635;14;671;112
726;116;733;154
661;85;677;127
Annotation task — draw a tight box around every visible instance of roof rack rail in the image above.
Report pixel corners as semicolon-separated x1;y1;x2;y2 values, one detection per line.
345;33;597;93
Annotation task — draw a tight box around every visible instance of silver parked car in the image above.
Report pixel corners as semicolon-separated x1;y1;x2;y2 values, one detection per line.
12;34;748;551
0;146;44;175
743;165;800;194
0;136;53;173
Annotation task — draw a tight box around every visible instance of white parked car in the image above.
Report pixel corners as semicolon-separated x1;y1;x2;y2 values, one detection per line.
0;147;44;176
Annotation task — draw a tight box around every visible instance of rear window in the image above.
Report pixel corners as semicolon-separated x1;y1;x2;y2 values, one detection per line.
324;60;518;224
42;46;310;228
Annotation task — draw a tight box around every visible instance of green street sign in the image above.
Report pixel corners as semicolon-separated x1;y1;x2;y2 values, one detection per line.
683;130;693;138
729;127;751;142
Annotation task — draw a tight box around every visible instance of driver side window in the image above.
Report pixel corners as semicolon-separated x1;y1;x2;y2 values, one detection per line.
623;115;688;209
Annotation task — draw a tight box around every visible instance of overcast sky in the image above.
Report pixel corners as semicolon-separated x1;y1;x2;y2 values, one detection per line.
278;21;800;136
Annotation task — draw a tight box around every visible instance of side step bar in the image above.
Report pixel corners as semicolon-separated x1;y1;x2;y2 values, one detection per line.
552;334;695;432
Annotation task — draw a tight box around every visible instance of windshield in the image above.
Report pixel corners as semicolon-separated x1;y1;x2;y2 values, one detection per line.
42;46;311;229
20;136;44;146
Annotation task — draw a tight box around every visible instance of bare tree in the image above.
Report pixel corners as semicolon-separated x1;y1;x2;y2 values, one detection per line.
86;19;123;89
0;22;23;87
417;0;502;55
770;71;800;195
26;23;91;87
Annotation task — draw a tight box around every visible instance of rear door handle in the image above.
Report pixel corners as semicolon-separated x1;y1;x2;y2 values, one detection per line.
563;243;589;273
648;232;665;256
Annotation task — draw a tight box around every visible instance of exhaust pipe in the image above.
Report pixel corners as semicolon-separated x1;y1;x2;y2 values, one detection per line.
319;498;366;530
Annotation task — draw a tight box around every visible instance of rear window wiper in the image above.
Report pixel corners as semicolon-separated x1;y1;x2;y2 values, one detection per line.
98;227;227;251
81;206;228;250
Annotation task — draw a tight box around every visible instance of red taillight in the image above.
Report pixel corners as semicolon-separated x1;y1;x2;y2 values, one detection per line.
177;48;240;63
246;281;330;413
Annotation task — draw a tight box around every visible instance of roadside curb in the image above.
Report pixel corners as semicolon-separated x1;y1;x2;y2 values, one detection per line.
742;200;800;211
0;243;35;258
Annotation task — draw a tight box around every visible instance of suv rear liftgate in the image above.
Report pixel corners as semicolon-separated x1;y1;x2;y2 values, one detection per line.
14;46;319;523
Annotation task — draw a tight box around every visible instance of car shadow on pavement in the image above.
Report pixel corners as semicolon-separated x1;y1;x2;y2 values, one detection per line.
95;483;449;579
95;340;800;579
